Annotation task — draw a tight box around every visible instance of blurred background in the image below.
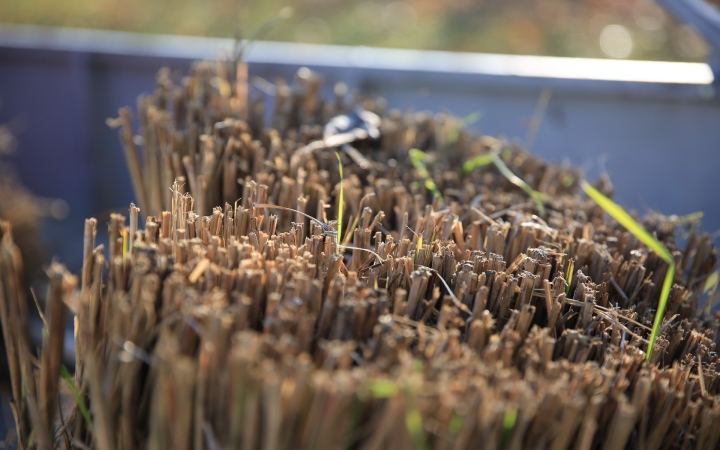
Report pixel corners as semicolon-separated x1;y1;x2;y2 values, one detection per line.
0;0;714;61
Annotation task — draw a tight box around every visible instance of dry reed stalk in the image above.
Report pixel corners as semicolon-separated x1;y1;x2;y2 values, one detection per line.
1;222;75;449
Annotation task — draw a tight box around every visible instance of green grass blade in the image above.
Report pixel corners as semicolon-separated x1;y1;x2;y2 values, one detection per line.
367;379;398;398
462;111;482;127
122;228;129;263
336;152;344;253
561;173;575;188
448;414;463;435
499;408;517;450
60;364;92;426
368;379;432;449
703;270;719;315
678;211;704;223
409;148;428;163
414;235;423;265
703;271;719;295
448;111;482;144
461;154;494;174
491;154;545;215
462;151;545;214
581;181;675;362
425;231;435;266
409;149;443;204
565;258;574;296
581;182;672;264
405;406;428;450
647;263;675;361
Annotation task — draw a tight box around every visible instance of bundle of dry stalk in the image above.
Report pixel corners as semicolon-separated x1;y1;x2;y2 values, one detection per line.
2;60;720;450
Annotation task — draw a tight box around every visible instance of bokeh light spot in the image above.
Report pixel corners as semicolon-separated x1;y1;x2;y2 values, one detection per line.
599;24;633;59
382;2;417;35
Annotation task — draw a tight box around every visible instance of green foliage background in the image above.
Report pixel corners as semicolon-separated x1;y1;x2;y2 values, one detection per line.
0;0;711;61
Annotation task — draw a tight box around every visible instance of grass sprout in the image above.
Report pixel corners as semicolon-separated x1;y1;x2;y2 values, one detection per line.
405;405;428;450
703;270;718;295
60;364;92;426
581;181;675;362
448;414;463;435
122;228;129;263
489;154;545;215
409;149;443;205
414;235;423;265
365;379;428;450
499;408;517;450
336;152;344;252
425;231;435;266
704;270;719;314
447;111;481;145
565;259;574;296
367;379;399;398
462;152;545;215
461;154;494;174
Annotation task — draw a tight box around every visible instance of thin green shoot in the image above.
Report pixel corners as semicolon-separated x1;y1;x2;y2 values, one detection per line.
462;152;545;215
499;408;517;450
671;211;705;238
414;235;423;265
409;149;443;205
704;271;719;295
60;364;92;426
342;193;375;247
448;111;481;145
461;154;494;174
448;414;463;435
336;152;344;253
704;271;719;315
24;430;35;450
425;231;435;267
565;259;574;296
367;379;398;398
405;406;428;450
581;181;675;362
503;409;517;432
413;358;424;373
367;378;427;450
122;228;129;264
491;154;545;215
675;211;704;223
